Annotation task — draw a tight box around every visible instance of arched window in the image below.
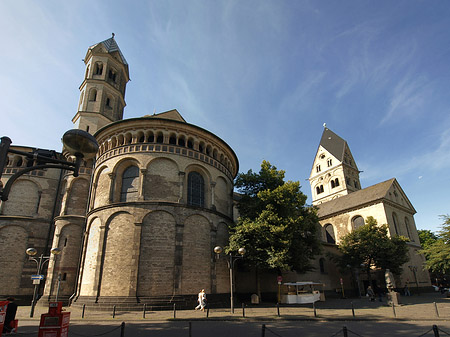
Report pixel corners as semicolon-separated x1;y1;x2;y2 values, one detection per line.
334;178;339;187
89;89;97;101
324;224;336;244
156;133;164;144
405;217;414;241
120;166;139;202
319;258;325;273
352;216;365;229
316;185;324;194
169;134;177;145
392;213;399;235
188;172;204;207
94;62;103;75
187;139;194;149
178;137;185;147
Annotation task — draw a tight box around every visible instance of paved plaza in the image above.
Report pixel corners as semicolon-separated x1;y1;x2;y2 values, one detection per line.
8;292;450;336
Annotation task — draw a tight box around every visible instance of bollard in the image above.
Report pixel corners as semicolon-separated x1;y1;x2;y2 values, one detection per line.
392;303;396;318
433;325;440;337
143;304;146;319
343;326;348;337
82;304;86;319
313;301;317;317
206;304;209;318
113;305;116;318
351;302;355;318
242;303;245;318
277;302;280;317
189;322;192;337
434;302;440;317
120;322;125;337
173;303;176;319
261;324;266;337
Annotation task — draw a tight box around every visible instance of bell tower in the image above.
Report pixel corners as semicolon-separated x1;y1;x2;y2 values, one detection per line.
309;126;361;205
73;34;129;134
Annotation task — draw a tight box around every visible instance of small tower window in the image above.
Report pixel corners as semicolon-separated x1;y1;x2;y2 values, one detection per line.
316;185;324;194
106;97;111;108
94;62;103;75
327;159;332;167
316;165;321;173
108;69;117;82
331;178;339;188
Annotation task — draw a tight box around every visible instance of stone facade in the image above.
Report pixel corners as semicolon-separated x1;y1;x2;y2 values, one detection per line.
0;37;430;307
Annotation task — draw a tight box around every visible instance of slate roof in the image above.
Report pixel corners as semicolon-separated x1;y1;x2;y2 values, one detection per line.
89;35;128;65
317;178;397;218
319;128;347;161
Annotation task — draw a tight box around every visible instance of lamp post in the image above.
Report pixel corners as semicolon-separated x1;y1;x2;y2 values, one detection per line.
409;265;419;295
0;129;99;201
26;247;62;317
214;246;245;314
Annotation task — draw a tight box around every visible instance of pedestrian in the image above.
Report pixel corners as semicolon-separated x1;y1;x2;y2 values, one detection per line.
3;297;18;333
367;286;375;302
403;284;411;296
195;289;207;311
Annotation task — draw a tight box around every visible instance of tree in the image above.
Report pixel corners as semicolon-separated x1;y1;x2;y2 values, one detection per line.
229;161;322;298
418;229;439;250
420;215;450;276
333;216;409;284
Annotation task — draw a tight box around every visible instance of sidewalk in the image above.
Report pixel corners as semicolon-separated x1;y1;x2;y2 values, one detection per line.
15;292;450;322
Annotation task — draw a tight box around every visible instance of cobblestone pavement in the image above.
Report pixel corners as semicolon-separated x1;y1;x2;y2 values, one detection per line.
14;291;450;323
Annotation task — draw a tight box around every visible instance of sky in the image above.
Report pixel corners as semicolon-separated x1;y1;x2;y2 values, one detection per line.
1;1;449;233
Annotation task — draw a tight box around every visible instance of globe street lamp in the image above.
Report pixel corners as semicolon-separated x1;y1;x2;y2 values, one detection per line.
214;246;245;314
26;247;62;317
0;129;99;201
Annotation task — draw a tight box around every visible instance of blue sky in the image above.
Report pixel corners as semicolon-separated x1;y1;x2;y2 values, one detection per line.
1;1;449;232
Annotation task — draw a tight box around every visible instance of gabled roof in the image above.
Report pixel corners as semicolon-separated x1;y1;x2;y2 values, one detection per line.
89;35;128;65
317;178;416;218
144;109;187;123
319;127;347;161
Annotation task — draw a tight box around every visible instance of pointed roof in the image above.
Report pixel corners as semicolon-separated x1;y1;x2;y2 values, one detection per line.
145;109;187;123
319;127;347;161
317;178;416;218
89;34;128;65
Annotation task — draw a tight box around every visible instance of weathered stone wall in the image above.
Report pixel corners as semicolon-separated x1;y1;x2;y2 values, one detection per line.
0;225;28;295
100;212;137;297
138;211;176;296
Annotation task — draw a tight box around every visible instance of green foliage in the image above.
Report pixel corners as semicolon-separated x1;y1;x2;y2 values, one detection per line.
333;216;410;276
420;215;450;275
418;229;439;250
229;160;321;273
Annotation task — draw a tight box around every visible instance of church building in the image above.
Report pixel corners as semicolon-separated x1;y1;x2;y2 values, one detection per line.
0;36;430;308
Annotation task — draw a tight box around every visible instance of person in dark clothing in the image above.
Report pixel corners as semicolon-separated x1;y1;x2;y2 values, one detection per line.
3;297;18;333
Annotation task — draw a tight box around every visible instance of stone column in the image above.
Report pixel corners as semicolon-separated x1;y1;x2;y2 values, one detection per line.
139;169;146;200
210;182;216;210
108;173;115;203
178;172;185;203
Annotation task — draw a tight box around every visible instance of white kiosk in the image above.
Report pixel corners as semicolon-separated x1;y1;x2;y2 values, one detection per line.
281;282;325;304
